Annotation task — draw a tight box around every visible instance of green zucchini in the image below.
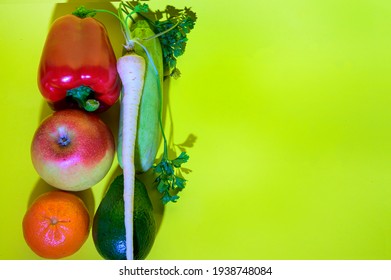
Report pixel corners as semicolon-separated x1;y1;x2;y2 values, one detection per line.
118;20;163;173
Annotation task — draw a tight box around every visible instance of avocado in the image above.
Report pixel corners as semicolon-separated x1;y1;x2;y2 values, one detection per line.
92;174;156;260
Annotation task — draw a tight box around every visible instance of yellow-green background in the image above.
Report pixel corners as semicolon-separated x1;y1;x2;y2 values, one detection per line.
1;0;391;259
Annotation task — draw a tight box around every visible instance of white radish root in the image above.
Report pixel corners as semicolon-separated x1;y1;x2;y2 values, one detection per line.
117;53;146;260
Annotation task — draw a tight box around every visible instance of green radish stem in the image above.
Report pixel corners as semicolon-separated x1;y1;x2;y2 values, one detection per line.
117;52;146;260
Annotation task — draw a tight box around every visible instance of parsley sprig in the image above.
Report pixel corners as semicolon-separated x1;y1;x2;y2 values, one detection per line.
154;12;196;78
154;152;189;204
123;0;197;77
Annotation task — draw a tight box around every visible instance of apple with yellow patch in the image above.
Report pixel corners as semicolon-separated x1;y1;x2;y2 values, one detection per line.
31;109;115;191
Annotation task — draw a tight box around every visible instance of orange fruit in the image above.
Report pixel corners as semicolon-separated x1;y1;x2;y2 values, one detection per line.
22;190;90;259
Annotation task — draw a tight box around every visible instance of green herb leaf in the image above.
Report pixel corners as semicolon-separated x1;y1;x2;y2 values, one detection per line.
172;152;190;168
156;178;168;193
123;1;197;76
175;176;186;189
154;15;196;74
153;152;190;204
162;193;179;204
133;3;149;13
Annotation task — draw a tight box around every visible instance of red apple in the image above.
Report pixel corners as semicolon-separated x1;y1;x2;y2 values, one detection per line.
31;109;115;191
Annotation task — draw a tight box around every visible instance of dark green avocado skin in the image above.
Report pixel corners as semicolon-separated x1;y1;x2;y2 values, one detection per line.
92;175;156;260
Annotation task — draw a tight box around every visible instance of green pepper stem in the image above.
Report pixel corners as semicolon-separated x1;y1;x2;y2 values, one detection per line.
66;86;100;112
72;6;97;18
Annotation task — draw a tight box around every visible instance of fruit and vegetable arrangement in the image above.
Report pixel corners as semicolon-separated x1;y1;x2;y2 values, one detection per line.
23;1;197;260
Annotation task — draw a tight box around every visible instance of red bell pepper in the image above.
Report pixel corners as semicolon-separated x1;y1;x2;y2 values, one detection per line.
38;14;121;112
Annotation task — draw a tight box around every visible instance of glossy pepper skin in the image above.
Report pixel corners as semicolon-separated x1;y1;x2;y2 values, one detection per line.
38;14;121;112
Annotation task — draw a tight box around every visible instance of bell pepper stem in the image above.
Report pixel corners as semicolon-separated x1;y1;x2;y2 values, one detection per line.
66;85;100;112
72;6;97;18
